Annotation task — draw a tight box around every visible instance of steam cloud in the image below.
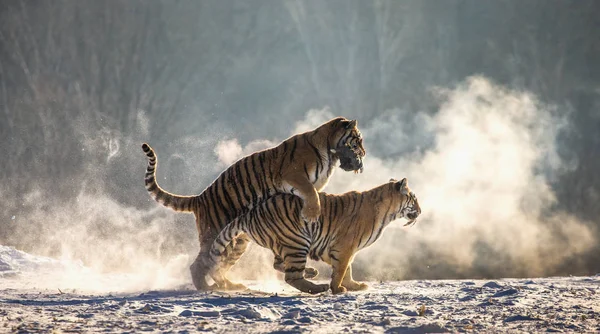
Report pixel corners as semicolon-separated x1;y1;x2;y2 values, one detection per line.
2;76;595;293
329;77;595;280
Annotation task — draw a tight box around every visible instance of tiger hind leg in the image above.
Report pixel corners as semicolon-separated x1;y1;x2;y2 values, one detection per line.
215;235;251;291
282;252;329;294
204;222;250;291
274;255;318;279
189;255;244;291
190;250;214;291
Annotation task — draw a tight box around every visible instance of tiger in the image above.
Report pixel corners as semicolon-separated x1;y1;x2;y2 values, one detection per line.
206;178;421;294
142;117;365;290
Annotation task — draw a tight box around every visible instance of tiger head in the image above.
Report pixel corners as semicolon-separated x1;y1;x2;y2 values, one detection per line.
388;178;421;226
327;118;366;173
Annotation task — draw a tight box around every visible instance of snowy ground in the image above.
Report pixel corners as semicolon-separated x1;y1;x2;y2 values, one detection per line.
1;246;599;333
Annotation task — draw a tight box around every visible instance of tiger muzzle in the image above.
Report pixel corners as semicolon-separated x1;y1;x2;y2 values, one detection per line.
335;145;364;173
403;208;421;227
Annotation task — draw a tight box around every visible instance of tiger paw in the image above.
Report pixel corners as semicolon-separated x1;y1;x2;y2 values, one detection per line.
304;267;319;279
301;204;321;224
227;283;248;291
331;285;347;294
223;279;247;291
344;282;369;291
307;284;330;294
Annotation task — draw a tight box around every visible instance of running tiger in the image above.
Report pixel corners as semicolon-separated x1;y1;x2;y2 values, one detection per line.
142;117;365;290
207;178;421;294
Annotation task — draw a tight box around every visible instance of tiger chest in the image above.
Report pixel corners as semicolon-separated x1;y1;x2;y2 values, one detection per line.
310;156;334;190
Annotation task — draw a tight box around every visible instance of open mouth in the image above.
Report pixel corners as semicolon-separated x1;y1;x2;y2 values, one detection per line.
403;218;417;227
403;212;420;226
333;145;363;173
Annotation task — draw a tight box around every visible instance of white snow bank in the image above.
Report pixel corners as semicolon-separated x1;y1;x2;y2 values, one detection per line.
0;245;75;277
0;245;188;293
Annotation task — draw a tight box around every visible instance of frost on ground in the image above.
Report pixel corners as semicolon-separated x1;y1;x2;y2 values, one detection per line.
1;246;599;333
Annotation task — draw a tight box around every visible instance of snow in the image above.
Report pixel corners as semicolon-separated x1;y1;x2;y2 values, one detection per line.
1;246;599;333
0;245;74;277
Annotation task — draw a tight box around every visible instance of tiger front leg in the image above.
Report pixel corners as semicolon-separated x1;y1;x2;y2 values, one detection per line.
341;264;368;291
274;255;319;279
282;252;329;294
329;252;354;294
283;175;320;224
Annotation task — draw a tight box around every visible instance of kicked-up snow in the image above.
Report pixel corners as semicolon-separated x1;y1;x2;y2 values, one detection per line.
0;246;599;333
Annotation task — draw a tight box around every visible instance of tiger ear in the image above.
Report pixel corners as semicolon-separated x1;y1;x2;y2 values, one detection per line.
389;178;398;182
395;178;409;195
346;120;357;129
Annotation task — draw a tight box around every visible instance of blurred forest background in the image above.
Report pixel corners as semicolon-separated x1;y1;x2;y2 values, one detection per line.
0;0;598;279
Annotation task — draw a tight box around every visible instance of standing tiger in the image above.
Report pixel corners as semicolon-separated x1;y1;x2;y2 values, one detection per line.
207;178;420;294
142;117;365;290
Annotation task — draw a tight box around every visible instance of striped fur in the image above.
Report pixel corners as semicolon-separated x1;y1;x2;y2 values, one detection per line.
142;117;365;290
207;178;421;294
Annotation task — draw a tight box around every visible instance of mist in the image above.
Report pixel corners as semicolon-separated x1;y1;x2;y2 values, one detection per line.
1;1;599;292
334;78;596;280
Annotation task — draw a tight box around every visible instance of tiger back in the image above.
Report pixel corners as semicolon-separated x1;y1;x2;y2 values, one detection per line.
142;117;366;290
207;178;421;294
